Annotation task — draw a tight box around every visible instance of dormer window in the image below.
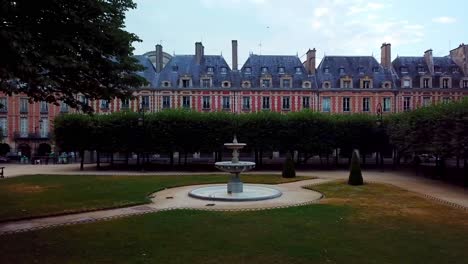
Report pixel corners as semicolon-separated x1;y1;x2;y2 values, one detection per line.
172;65;178;72
403;78;411;88
220;67;227;74
418;66;425;73
362;80;371;89
163;81;170;87
373;67;380;73
207;67;214;74
358;67;364;74
201;78;211;88
422;77;431;88
261;79;271;88
278;67;285;74
295;67;302;74
302;81;311;88
261;67;268;74
281;78;291;88
462;79;468;88
343;80;351;88
383;82;391;89
242;81;251;88
452;67;460;74
435;66;442;73
339;67;345;74
323;82;331;89
401;67;408;74
244;67;252;74
324;67;330;74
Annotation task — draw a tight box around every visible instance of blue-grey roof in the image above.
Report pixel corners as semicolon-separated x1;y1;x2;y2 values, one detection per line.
316;56;394;89
239;55;316;89
392;56;463;88
133;55;158;86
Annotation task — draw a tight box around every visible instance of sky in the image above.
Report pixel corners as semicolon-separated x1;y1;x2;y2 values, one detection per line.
125;0;468;68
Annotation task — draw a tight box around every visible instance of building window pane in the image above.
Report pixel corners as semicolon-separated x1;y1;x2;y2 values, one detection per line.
322;97;331;112
262;97;270;110
463;80;468;88
363;97;370;112
383;98;391;112
60;102;69;113
162;96;171;109
242;97;250;110
282;97;290;110
442;78;449;89
302;97;310;109
182;96;190;108
20;98;29;113
203;96;211;109
261;79;271;88
40;118;48;138
20;117;28;137
403;79;411;88
100;100;109;110
362;80;370;89
282;79;291;88
0;118;7;138
121;99;129;109
222;96;230;109
404;97;411;111
40;101;48;113
0;98;7;112
343;97;350;112
423;97;431;107
201;79;211;88
141;96;150;109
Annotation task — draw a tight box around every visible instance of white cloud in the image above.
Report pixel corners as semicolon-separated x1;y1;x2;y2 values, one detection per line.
432;16;456;24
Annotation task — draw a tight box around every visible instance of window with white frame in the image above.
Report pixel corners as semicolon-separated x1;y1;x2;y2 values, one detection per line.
220;67;228;74
423;97;431;107
295;67;302;74
362;80;371;89
403;79;411;88
342;80;351;88
40;101;48;113
100;100;109;109
20;98;28;113
423;78;430;88
40;118;48;138
322;97;331;112
222;96;230;109
362;97;370;112
278;67;285;74
262;96;270;110
162;96;171;109
463;80;468;88
261;79;271;88
182;96;190;108
20;117;28;137
201;78;211;88
302;97;310;109
383;97;391;112
141;96;150;109
0;98;7;112
203;96;211;109
403;97;411;111
207;67;214;74
282;97;290;110
121;99;129;109
261;67;268;74
0;117;7;138
242;97;250;110
342;97;350;112
244;67;252;74
282;79;291;88
442;78;450;89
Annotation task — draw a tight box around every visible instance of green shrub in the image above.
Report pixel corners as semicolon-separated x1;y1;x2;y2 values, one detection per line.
282;153;296;178
348;149;363;185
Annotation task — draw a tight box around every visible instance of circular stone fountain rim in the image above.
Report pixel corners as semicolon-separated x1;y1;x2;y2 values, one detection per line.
188;184;283;202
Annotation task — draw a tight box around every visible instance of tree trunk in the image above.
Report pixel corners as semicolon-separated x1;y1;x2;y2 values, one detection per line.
178;151;181;165
125;152;129;166
335;148;339;167
96;151;101;169
259;149;263;166
137;153;140;166
362;153;366;165
80;150;85;171
184;152;188;166
110;153;114;166
169;151;174;166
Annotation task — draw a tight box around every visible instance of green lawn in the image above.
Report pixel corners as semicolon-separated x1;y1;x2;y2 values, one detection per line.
1;181;467;264
0;174;307;221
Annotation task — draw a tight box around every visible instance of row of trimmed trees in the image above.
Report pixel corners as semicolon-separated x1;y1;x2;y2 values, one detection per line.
54;99;467;174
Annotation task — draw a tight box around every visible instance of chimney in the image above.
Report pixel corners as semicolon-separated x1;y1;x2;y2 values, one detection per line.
381;43;392;69
424;49;434;74
232;40;238;71
155;44;163;73
306;48;316;75
195;42;204;64
450;43;468;76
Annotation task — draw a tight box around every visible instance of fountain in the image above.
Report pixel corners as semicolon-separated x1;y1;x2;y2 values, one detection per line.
189;136;282;201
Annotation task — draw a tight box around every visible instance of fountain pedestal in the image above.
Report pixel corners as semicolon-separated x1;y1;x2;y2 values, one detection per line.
228;173;242;193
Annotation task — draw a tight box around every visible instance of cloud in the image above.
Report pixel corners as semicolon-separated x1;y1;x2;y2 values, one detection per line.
432;16;456;24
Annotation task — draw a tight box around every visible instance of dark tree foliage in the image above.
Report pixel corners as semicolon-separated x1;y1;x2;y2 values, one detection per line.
348;149;364;186
0;0;146;112
0;143;11;156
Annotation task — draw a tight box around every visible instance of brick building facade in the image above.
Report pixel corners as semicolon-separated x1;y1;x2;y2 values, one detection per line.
1;40;467;156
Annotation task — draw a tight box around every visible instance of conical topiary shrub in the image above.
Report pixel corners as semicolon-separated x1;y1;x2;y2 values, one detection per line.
282;152;296;178
348;149;364;185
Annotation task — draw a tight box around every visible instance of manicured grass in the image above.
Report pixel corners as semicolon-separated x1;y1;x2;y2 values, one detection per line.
0;174;307;221
1;182;467;263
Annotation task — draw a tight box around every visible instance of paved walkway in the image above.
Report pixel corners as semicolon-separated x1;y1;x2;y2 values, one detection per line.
0;164;467;234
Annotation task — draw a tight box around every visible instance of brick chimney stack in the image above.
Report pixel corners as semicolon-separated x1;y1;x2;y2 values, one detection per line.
195;42;204;64
155;44;163;73
380;43;392;69
424;49;434;74
306;48;316;75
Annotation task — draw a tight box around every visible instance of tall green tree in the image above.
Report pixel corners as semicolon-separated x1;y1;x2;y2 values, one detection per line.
0;0;146;112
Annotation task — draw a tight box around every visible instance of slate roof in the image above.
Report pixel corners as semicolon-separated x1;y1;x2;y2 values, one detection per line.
392;56;463;88
133;55;158;86
316;56;394;89
239;55;316;89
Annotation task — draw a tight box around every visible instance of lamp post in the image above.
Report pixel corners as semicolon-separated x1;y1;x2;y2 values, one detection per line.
376;103;384;171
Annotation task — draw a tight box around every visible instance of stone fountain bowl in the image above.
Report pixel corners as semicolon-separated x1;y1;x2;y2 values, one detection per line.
223;143;247;150
215;161;256;173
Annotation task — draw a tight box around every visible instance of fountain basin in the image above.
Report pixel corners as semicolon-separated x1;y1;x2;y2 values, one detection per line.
214;161;255;173
189;184;282;201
